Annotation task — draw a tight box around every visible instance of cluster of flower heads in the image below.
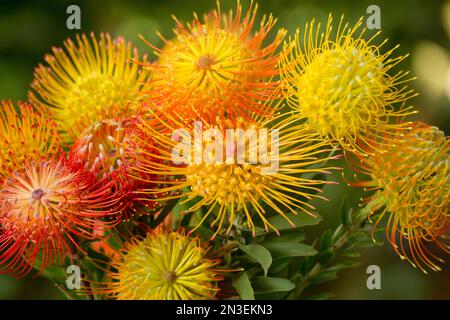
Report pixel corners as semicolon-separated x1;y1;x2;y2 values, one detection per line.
0;1;448;299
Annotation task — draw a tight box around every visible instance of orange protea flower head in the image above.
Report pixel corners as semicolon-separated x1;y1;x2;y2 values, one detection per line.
0;157;122;277
28;33;150;143
132;109;339;237
100;228;223;300
352;123;449;272
145;0;286;124
280;14;417;156
69;118;161;219
0;100;60;183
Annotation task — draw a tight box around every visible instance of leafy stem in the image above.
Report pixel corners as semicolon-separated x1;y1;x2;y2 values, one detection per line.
288;206;373;300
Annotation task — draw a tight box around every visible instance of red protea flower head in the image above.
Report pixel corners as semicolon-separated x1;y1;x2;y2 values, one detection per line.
0;100;60;183
0;156;122;277
69;118;162;219
351;122;449;272
144;0;286;124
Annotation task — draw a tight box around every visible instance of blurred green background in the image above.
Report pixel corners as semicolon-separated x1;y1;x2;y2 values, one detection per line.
0;0;448;299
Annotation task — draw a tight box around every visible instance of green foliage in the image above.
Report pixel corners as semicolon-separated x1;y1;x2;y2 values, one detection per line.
239;244;272;277
230;196;377;300
231;272;254;300
252;277;295;295
263;243;317;260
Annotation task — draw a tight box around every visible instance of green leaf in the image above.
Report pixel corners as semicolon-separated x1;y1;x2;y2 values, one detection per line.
325;261;360;273
263;242;317;259
152;197;180;228
318;248;335;264
194;225;215;239
257;213;322;235
353;238;377;247
332;224;345;242
348;231;375;247
310;271;339;285
268;258;291;275
239;244;272;277
340;196;352;226
319;230;333;250
252;277;295;294
33;254;67;284
299;256;315;274
264;230;305;243
306;292;335;300
341;252;361;258
232;272;255;300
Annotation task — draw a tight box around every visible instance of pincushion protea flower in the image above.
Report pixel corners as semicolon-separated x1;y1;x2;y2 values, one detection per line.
0;157;123;277
131;110;339;237
69;118;162;219
0;100;59;183
28;33;150;143
280;14;417;156
351;123;449;272
144;0;286;124
99;228;223;300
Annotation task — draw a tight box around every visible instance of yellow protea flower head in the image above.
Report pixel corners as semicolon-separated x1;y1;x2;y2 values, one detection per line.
29;33;150;142
102;228;223;300
132;110;339;237
352;123;449;272
280;14;417;156
0;100;60;183
146;0;286;124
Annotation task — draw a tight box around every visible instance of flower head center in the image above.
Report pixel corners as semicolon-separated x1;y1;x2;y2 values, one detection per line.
68;74;125;109
187;163;271;206
31;188;45;201
163;271;177;285
107;147;118;157
197;55;215;70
